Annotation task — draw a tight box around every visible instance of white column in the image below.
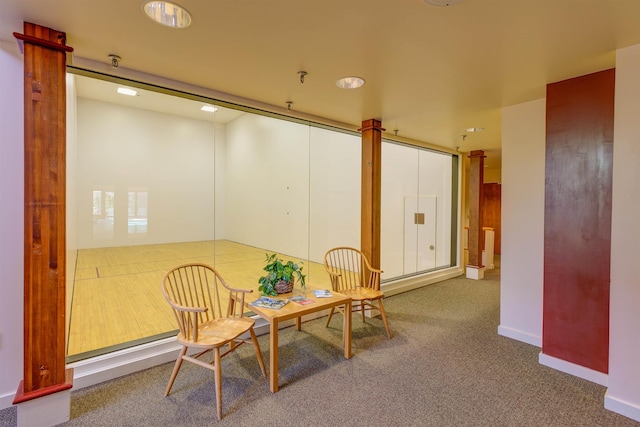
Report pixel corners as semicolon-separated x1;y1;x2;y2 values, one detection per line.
606;43;640;423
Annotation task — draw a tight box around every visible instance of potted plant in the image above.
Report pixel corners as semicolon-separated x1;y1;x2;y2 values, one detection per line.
258;253;306;296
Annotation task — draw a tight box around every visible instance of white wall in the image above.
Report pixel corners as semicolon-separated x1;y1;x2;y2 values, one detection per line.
606;43;640;422
381;143;454;279
418;150;453;268
308;127;361;264
0;40;25;409
214;124;227;240
498;98;546;347
66;73;78;341
382;143;419;278
76;98;217;248
224;114;311;258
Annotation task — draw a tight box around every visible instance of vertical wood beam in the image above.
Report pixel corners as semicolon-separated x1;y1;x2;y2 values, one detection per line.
482;183;502;254
13;22;74;403
359;119;385;269
467;150;485;268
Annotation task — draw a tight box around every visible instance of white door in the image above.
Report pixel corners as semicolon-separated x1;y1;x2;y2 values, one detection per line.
404;196;437;274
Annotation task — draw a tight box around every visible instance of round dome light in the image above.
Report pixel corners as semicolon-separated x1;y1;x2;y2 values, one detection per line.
143;1;192;28
336;76;365;89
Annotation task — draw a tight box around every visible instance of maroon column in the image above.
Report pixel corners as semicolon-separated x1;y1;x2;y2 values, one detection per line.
543;69;614;373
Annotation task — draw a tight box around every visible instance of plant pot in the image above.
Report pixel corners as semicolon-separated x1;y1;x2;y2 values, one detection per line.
274;280;293;294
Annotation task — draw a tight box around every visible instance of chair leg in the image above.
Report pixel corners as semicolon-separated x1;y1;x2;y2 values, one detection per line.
361;302;366;323
249;326;267;377
165;346;187;396
325;307;335;327
378;298;391;339
213;348;222;420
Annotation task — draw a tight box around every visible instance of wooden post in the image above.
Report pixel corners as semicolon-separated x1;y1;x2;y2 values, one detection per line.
359;119;385;269
466;150;485;278
13;22;74;404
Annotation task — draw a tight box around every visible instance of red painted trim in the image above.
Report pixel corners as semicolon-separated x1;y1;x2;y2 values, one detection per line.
358;119;385;132
13;368;73;404
13;32;74;53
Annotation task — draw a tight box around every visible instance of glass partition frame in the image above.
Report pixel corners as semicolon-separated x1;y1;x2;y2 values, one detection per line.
65;68;459;362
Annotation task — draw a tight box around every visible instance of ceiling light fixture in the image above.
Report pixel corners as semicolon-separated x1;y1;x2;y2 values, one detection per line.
142;1;192;28
117;87;138;96
201;105;217;113
336;76;365;89
108;54;121;68
465;127;484;133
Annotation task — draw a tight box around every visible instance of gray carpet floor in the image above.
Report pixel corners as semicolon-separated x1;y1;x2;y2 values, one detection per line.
2;264;638;426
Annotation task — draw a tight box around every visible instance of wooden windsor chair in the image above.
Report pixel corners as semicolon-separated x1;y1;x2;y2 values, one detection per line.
323;247;391;339
161;263;266;420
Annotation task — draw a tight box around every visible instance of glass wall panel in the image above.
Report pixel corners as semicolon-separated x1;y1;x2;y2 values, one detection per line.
66;70;454;362
308;127;361;284
68;75;219;359
381;141;455;281
214;112;312;290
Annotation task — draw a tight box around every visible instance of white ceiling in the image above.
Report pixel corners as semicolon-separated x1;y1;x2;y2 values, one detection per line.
4;0;640;170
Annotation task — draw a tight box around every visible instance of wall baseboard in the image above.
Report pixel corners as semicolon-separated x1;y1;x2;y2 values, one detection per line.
383;267;463;296
497;325;541;347
0;393;16;411
68;337;182;390
605;390;640;422
538;352;608;386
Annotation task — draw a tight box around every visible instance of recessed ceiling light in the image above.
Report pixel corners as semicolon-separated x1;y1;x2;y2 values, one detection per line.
336;76;365;89
465;127;484;133
117;87;138;96
422;0;464;6
143;1;192;28
201;105;218;113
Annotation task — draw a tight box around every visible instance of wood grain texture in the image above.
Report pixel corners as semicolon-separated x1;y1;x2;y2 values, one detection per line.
467;150;485;267
359;119;384;269
543;68;614;374
482;183;501;254
21;22;69;393
68;241;332;356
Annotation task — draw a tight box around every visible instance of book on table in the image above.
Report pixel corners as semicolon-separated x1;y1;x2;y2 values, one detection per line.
250;296;289;310
288;295;315;305
313;289;333;298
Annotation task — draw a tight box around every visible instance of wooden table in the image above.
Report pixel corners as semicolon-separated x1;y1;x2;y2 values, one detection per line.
244;289;352;392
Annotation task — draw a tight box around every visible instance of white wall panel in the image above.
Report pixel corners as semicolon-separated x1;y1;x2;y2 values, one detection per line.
308;127;360;265
606;43;640;422
381;143;419;279
0;39;25;409
76;98;217;248
224;114;310;258
499;98;546;346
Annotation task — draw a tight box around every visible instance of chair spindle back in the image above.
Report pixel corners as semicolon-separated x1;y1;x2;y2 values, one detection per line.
162;264;225;341
324;247;372;291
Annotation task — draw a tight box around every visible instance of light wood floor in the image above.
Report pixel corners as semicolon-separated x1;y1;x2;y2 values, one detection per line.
67;240;331;357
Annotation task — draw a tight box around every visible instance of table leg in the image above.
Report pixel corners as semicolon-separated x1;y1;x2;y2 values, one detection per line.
269;318;279;392
344;300;352;359
295;316;301;331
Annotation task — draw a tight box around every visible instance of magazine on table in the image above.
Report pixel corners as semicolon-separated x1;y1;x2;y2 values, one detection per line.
250;296;289;310
288;295;315;305
313;289;333;298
